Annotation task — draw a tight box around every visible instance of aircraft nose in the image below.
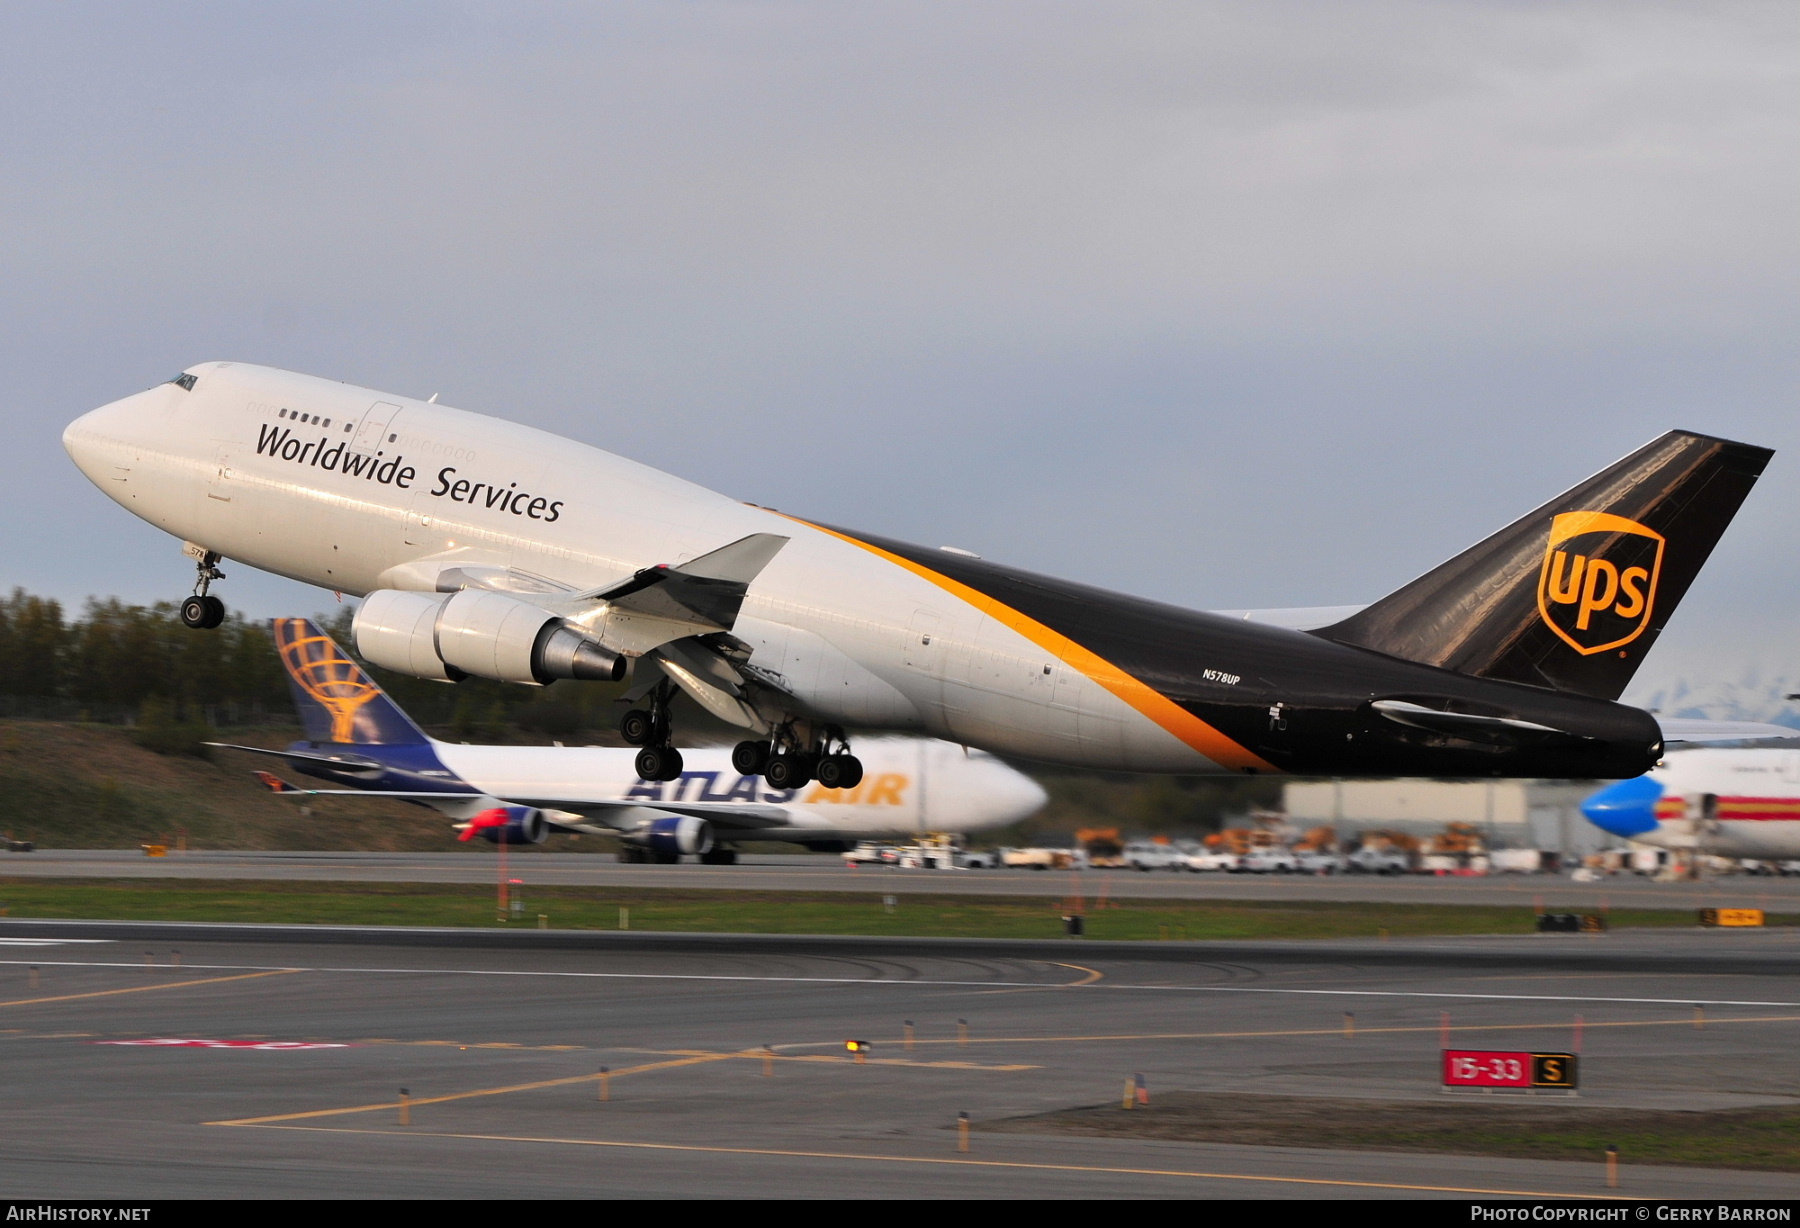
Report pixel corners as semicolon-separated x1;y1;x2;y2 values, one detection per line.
63;386;167;481
989;760;1049;824
1581;776;1662;837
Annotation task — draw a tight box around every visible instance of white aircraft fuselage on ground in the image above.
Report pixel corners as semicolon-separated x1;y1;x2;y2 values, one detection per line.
1583;748;1800;859
221;618;1046;859
65;363;1778;780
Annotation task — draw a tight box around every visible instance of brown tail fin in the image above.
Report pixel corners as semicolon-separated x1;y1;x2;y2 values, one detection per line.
1316;431;1773;700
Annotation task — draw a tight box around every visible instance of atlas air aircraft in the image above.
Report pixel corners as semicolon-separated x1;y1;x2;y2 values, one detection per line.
210;618;1046;862
65;363;1790;790
1584;746;1800;861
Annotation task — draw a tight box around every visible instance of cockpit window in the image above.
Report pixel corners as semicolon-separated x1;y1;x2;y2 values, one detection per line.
167;373;198;391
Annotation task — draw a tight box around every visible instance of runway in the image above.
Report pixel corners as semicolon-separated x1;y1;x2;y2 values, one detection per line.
7;849;1797;911
1;925;1795;1198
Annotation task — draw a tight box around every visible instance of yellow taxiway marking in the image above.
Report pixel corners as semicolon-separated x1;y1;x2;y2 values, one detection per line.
220;1124;1639;1199
206;1052;744;1126
0;969;300;1008
653;1048;1035;1071
1049;962;1104;986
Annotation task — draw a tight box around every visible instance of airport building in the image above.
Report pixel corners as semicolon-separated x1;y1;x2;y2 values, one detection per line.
1281;779;1622;860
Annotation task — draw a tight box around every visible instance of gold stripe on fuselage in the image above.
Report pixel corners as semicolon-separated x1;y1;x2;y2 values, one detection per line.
788;517;1276;773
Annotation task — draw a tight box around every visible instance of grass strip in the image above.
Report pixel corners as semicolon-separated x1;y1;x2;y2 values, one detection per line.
984;1091;1800;1172
0;878;1791;940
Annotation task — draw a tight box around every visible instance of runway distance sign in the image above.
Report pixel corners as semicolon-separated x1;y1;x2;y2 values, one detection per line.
1442;1050;1578;1090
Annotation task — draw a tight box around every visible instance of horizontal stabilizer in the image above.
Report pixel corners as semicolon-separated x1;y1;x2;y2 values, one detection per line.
1369;699;1579;744
207;742;385;775
1658;718;1800;745
253;771;301;793
1211;605;1369;631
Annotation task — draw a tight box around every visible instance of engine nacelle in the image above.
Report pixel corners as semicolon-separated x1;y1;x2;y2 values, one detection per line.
354;589;460;681
461;805;549;845
352;589;625;686
628;815;714;856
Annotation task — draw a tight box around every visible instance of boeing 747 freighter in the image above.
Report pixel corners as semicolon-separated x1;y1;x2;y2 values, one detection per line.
66;363;1788;787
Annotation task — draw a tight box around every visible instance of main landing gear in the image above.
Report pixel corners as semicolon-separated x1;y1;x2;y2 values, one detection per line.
620;680;684;782
178;550;227;630
620;689;864;793
731;725;863;792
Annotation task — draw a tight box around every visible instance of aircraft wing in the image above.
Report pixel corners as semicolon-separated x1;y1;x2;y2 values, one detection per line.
250;776;792;831
1657;718;1800;745
578;533;788;621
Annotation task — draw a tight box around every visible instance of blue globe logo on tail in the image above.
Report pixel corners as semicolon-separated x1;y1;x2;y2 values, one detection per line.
272;618;429;746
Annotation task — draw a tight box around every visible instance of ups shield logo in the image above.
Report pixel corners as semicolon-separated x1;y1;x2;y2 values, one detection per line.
1536;512;1664;656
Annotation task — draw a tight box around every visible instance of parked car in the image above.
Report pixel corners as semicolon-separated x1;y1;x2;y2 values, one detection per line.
1347;847;1411;875
1240;849;1299;874
1124;842;1186;871
1295;851;1346;875
1184;850;1240;873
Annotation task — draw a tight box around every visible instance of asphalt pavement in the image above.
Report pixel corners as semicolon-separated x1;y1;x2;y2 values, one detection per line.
0;924;1795;1198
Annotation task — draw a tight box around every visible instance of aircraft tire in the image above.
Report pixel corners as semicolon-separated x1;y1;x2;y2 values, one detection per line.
620;709;656;746
815;754;863;790
180;595;212;629
731;740;771;775
764;753;811;790
635;745;684;782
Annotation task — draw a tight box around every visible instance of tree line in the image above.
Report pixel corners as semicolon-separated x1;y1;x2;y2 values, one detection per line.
0;587;623;737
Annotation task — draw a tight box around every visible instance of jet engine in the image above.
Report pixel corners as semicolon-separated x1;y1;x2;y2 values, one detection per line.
353;589;625;686
626;815;714;856
459;805;549;845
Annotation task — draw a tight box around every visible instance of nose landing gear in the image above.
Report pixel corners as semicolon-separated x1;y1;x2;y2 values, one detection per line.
178;549;227;630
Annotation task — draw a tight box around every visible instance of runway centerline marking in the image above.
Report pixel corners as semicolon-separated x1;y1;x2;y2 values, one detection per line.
4;958;1797;1008
217;1125;1639;1199
0;969;300;1008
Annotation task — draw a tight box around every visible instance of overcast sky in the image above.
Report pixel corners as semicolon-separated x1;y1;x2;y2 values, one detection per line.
3;1;1795;701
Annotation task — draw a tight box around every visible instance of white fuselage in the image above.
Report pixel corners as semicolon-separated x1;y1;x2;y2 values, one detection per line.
65;364;1225;771
1625;749;1800;859
436;736;1045;837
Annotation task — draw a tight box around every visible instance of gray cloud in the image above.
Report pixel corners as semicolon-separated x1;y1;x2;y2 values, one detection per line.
1;1;1793;701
